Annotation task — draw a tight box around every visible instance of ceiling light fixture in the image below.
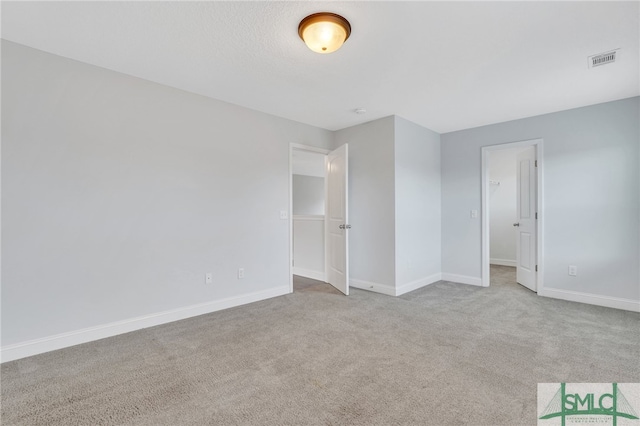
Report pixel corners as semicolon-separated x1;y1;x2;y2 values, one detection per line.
298;12;351;54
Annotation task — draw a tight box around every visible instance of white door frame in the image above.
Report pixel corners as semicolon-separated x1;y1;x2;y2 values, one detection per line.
289;143;331;293
481;138;544;290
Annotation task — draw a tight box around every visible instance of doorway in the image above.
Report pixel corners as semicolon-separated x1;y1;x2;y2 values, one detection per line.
291;148;327;284
289;143;350;295
481;139;544;292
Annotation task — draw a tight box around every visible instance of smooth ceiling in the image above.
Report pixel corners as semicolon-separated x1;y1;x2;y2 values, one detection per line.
2;1;638;133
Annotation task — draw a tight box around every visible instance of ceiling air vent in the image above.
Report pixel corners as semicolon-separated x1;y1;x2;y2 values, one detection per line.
588;50;618;68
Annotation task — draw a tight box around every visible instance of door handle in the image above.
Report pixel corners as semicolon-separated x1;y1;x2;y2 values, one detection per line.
339;224;352;229
513;223;520;227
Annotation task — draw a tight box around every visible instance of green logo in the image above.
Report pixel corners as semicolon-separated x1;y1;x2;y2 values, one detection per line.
539;383;639;426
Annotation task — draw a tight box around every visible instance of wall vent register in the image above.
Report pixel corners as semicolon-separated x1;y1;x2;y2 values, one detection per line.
588;50;617;68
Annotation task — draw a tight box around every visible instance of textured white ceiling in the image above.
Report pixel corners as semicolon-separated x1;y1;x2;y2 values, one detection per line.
2;1;638;133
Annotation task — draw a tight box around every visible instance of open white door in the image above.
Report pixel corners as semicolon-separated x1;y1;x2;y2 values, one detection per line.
515;146;537;291
326;144;349;295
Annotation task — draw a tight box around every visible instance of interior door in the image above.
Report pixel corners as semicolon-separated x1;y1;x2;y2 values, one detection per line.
515;146;537;291
326;144;349;295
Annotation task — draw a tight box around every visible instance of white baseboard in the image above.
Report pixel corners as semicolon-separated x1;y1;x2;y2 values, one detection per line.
538;287;640;312
396;273;442;296
292;267;325;282
350;278;396;296
441;273;483;287
1;285;290;363
351;274;442;297
490;258;517;267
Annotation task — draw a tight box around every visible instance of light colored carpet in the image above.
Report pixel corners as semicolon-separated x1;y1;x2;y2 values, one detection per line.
2;266;639;425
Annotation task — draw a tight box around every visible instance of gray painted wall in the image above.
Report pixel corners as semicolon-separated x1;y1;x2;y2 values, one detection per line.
3;39;637;357
334;116;396;287
394;116;441;286
1;41;333;345
334;115;442;290
441;97;639;301
292;175;324;215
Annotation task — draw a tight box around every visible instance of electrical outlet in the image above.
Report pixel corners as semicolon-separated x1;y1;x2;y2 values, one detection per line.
568;265;577;276
470;209;478;218
238;268;245;279
279;210;288;220
205;273;213;284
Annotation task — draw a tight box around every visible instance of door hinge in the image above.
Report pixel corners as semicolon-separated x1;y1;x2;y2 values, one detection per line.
535;265;538;271
535;160;538;167
535;212;538;219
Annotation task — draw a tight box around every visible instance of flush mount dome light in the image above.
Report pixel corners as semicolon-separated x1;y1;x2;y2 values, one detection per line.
298;12;351;54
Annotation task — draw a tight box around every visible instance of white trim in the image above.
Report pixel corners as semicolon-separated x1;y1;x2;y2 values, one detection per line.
292;267;326;282
481;138;544;290
289;146;294;293
1;286;289;363
349;278;396;296
290;143;331;155
539;287;640;313
323;154;329;290
352;274;443;297
292;215;324;221
395;273;442;296
490;258;517;267
441;273;483;287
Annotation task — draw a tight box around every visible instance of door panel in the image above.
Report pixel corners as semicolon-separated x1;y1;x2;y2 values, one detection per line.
519;161;531;218
520;233;531;269
516;146;537;291
326;144;349;295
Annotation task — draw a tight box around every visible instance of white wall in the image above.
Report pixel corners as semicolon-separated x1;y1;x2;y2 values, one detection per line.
4;41;637;362
488;147;522;266
333;117;396;288
394;116;441;288
442;97;640;303
292;216;324;281
334;115;442;295
292;149;325;178
1;41;334;352
292;175;324;215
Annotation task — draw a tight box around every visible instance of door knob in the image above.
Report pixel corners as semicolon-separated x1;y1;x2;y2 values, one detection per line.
339;224;352;229
513;223;520;227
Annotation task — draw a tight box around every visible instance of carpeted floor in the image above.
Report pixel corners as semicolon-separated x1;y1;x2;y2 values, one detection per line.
2;266;639;425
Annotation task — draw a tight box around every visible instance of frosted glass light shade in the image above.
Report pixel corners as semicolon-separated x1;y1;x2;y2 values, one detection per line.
298;13;351;54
